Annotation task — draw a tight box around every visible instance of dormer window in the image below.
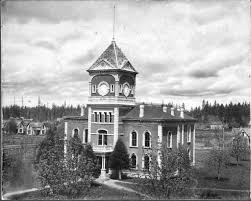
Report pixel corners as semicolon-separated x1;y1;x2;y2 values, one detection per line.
92;85;97;93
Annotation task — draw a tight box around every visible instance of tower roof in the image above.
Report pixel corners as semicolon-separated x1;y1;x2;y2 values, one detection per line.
87;41;138;74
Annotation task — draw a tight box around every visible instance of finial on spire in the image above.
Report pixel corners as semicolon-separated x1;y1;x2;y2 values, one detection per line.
112;5;116;41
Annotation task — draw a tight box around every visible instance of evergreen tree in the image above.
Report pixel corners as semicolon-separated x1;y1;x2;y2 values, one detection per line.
109;139;130;180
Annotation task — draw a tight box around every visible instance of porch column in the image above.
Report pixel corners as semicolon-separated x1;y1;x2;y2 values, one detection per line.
192;124;196;166
177;125;180;148
157;124;163;167
181;124;184;145
100;155;106;178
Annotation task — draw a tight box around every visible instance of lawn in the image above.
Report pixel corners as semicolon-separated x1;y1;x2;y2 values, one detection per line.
6;182;145;200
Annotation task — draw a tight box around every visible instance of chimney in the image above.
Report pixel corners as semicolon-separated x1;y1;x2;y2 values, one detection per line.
80;105;85;116
180;107;184;118
139;105;144;118
163;105;167;113
171;107;174;116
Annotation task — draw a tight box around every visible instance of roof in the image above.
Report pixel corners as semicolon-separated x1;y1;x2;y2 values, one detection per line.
87;41;137;73
122;104;196;122
63;107;88;121
29;122;43;128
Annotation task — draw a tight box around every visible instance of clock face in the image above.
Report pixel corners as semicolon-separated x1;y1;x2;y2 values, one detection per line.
123;83;130;97
98;82;109;96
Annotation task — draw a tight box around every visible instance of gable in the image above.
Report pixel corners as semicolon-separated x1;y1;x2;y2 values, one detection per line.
121;61;137;72
89;59;116;71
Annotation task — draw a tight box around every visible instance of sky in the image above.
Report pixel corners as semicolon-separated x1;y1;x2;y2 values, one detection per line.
1;0;251;110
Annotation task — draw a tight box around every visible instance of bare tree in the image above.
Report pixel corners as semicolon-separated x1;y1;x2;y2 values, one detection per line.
137;145;195;199
230;133;249;166
206;147;230;180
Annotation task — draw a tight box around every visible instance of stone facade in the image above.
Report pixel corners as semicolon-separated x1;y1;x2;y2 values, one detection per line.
63;40;196;175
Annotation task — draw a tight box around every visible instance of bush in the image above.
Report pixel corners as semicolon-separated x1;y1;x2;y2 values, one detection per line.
199;189;221;199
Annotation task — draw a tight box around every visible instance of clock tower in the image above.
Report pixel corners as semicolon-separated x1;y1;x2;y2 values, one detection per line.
86;40;137;175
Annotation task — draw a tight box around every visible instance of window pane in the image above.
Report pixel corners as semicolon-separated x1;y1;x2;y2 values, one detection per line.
99;112;102;122
98;134;102;145
145;132;150;147
132;132;137;146
131;154;136;168
144;155;149;170
85;129;88;143
104;135;107;145
104;112;107;122
109;112;112;122
74;129;78;138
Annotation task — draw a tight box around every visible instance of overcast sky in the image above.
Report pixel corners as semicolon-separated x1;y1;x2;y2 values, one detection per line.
2;0;251;109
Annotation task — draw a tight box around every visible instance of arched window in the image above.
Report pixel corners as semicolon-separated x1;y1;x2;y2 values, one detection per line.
104;112;108;122
167;131;172;148
98;130;107;145
94;112;98;122
131;153;137;169
109;112;112;122
130;131;137;147
73;128;79;138
144;131;151;147
99;112;102;122
144;155;150;170
83;129;88;143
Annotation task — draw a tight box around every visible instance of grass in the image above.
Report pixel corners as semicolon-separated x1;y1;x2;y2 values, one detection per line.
195;149;250;191
7;182;144;200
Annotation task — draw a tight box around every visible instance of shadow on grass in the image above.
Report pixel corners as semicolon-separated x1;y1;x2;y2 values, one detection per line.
204;176;229;182
227;162;243;167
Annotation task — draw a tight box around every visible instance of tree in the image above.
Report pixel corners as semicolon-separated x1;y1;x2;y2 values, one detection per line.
230;134;249;166
138;145;195;199
109;139;130;180
206;148;230;180
5;118;17;134
37;126;98;198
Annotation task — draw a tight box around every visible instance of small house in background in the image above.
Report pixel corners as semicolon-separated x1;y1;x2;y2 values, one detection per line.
26;122;47;135
232;127;250;145
207;115;223;130
17;118;33;134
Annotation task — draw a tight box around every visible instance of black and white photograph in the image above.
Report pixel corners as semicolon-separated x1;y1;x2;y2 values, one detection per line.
1;0;251;199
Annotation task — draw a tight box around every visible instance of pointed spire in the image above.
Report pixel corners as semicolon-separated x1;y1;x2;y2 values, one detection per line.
112;5;116;41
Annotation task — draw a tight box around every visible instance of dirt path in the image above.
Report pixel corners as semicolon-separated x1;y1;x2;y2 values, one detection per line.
96;178;153;199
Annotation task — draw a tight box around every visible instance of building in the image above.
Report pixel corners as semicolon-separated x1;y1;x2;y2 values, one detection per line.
63;40;196;177
26;122;47;135
17;118;32;134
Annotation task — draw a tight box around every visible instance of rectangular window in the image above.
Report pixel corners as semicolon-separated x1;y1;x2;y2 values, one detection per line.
110;84;114;93
104;135;107;145
167;132;172;148
99;112;102;122
98;135;102;145
104;112;107;122
92;85;96;93
94;112;98;122
131;86;134;94
85;129;88;143
109;112;112;122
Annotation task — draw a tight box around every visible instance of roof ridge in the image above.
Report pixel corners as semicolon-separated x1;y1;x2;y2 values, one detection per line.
112;41;119;68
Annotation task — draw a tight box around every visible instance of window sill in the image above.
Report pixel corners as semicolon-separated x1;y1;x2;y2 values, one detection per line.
143;146;151;149
129;146;138;148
